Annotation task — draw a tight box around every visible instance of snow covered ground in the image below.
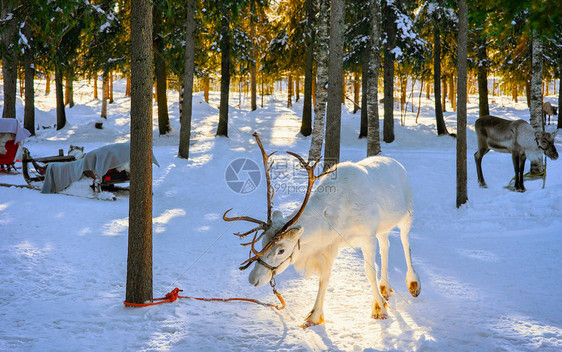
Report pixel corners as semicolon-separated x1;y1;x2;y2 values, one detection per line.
1;79;561;351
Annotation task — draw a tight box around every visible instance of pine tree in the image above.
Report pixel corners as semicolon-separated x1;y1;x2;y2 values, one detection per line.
127;0;153;305
179;0;195;159
308;0;329;163
323;0;345;171
366;0;381;156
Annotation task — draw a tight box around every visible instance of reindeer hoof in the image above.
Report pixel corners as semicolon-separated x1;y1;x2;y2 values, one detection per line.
301;311;324;328
409;281;421;297
380;285;394;301
371;302;388;320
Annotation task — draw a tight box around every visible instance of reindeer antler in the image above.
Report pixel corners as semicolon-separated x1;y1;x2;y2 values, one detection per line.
225;133;334;271
279;152;335;233
224;133;279;269
252;132;276;223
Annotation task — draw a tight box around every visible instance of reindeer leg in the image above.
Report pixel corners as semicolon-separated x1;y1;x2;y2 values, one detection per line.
399;211;421;297
301;254;335;328
512;152;525;192
474;147;489;188
519;153;526;192
362;237;388;319
376;232;393;300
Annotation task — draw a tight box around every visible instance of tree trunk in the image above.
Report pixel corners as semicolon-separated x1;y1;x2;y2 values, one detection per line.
127;0;153;306
353;71;360;114
442;78;447;112
308;0;329;163
366;0;381;156
477;36;489;116
126;75;131;97
512;85;517;103
65;70;74;108
529;34;544;174
94;73;99;99
250;11;257;112
449;75;457;111
558;68;562;129
1;0;17;119
300;0;314;137
55;64;66;130
101;72;108;119
359;54;368;138
287;74;293;108
382;0;395;143
154;12;171;135
296;75;300;102
433;29;448;135
323;0;344;171
24;43;35;135
109;72;114;103
179;0;195;159
204;75;210;103
45;72;51;95
216;8;231;137
456;0;468;208
526;79;531;108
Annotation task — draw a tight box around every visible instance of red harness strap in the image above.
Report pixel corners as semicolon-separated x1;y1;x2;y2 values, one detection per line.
123;287;286;310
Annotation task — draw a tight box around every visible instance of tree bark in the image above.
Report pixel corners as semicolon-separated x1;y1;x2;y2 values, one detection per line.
179;0;195;159
127;0;153;305
450;74;456;111
109;72;114;103
55;65;66;130
300;0;314;136
382;0;395;143
529;33;543;174
94;73;99;99
353;71;360;114
204;75;210;103
477;36;489;116
45;72;51;95
287;74;293;108
366;0;381;156
433;29;448;135
154;12;171;135
1;0;17;119
558;68;562;129
308;0;330;163
442;78;447;112
359;54;368;138
456;0;468;208
65;70;74;108
323;0;344;171
216;7;231;137
126;75;131;97
101;71;108;119
24;42;35;135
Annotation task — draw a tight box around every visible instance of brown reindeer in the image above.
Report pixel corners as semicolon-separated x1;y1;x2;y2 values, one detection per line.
543;102;558;125
474;115;558;192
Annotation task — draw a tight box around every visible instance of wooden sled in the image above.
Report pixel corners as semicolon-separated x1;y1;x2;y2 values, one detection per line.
22;147;129;192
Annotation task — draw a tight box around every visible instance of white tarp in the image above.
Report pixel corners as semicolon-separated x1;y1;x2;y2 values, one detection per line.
41;142;159;193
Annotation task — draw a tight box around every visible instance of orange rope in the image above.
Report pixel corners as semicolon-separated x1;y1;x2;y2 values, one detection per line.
123;287;286;310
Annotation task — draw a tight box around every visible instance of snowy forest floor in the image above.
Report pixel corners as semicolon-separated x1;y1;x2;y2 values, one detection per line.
1;79;561;351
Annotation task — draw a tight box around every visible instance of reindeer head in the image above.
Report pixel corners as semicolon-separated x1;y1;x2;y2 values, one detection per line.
224;132;332;287
535;131;559;160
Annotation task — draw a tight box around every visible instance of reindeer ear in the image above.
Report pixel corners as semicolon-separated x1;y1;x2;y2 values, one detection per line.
284;225;303;241
551;131;557;139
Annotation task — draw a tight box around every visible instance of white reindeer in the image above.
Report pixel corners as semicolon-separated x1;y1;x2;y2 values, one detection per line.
224;133;421;327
